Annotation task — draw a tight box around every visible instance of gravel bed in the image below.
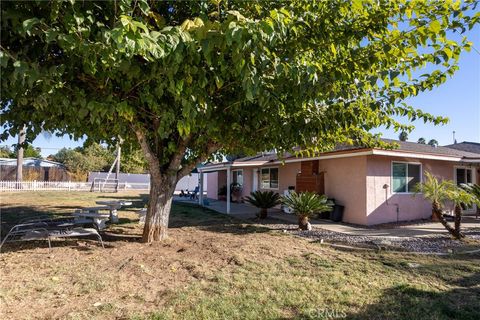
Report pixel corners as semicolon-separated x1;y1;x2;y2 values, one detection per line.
254;222;480;253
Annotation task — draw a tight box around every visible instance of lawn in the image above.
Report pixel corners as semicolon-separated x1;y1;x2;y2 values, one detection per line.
1;191;479;320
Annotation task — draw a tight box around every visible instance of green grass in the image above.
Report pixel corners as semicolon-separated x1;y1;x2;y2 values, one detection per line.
1;191;479;320
142;251;480;320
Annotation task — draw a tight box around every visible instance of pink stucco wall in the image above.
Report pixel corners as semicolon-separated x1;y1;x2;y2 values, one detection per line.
365;155;458;225
318;156;368;225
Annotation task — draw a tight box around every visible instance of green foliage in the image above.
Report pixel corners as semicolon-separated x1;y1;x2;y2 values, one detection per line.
460;183;480;207
414;172;477;207
417;138;426;144
245;190;281;210
281;192;333;218
16;145;42;158
399;131;408;142
427;139;439;147
121;148;148;174
52;143;114;177
413;172;457;208
2;0;479;173
0;146;15;158
414;172;478;239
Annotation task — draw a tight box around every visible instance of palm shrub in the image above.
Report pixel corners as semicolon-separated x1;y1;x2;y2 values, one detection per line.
461;183;480;222
244;190;281;219
282;192;333;230
414;172;479;239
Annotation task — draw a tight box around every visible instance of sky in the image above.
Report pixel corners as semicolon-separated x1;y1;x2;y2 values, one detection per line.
2;26;479;158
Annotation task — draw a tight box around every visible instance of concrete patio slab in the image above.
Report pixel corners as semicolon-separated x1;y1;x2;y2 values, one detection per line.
173;197;480;238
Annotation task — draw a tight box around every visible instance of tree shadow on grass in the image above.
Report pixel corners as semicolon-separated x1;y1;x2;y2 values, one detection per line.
291;253;480;320
168;203;272;235
340;284;480;320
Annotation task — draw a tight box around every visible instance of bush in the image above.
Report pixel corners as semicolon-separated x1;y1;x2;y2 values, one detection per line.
244;190;281;218
282;192;333;230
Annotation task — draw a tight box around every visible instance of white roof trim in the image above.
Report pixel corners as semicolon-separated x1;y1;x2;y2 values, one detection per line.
371;150;462;161
199;148;470;172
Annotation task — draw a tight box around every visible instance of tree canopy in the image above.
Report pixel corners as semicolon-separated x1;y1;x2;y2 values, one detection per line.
1;0;479;241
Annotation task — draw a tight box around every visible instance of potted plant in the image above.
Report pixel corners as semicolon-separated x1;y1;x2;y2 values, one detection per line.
230;182;243;202
218;185;227;201
282;192;333;230
244;190;281;219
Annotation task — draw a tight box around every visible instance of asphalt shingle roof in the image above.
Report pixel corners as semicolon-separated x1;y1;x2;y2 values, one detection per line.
443;142;480;155
203;139;479;168
380;139;480;158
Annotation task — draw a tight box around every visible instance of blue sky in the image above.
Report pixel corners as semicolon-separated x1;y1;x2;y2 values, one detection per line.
2;30;479;157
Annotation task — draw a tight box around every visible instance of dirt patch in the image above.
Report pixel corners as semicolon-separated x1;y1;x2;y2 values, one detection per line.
0;213;319;319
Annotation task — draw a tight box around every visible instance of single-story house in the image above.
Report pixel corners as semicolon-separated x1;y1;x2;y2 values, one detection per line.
197;139;480;226
0;157;69;181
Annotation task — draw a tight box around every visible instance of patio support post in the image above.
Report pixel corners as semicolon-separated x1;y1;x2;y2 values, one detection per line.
227;166;231;214
198;171;204;206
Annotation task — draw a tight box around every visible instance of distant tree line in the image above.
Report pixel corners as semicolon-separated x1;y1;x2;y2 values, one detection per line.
0;145;42;158
398;132;439;147
51;143;148;180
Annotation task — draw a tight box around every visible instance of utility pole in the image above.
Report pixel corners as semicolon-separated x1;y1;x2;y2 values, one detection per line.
16;126;26;188
115;142;121;192
453;131;457;144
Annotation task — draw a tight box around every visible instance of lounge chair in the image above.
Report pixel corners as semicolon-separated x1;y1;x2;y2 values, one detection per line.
0;219;104;252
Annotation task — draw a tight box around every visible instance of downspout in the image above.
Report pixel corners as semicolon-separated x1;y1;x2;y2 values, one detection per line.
383;184;399;222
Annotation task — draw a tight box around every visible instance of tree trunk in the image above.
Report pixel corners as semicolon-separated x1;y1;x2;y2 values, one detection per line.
453;204;465;239
16;126;26;188
258;208;268;219
142;175;176;243
432;201;458;239
298;215;309;230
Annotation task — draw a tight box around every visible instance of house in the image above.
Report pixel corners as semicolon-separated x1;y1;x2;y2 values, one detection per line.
444;141;480;155
0;157;69;181
197;139;480;226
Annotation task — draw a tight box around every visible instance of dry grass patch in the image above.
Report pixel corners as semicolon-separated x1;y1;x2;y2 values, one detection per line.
1;191;479;320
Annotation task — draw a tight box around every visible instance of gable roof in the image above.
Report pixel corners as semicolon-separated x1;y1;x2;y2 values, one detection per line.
443;141;480;155
0;157;65;168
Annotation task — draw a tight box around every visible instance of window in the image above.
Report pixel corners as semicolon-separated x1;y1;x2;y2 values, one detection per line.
455;168;473;186
261;168;279;189
232;170;243;186
392;162;421;193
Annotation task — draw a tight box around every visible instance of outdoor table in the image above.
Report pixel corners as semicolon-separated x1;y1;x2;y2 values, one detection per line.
95;200;132;223
73;211;110;230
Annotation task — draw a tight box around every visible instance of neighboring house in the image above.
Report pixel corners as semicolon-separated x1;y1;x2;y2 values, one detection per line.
0;157;69;181
444;141;480;155
198;139;480;226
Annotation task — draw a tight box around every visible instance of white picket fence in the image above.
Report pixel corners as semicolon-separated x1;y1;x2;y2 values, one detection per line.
0;180;151;192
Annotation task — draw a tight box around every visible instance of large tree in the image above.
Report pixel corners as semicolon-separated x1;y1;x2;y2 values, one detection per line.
1;0;479;242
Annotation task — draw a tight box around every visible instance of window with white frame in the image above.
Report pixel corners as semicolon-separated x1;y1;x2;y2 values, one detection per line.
392;162;421;193
455;167;473;186
261;168;279;189
232;169;243;186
